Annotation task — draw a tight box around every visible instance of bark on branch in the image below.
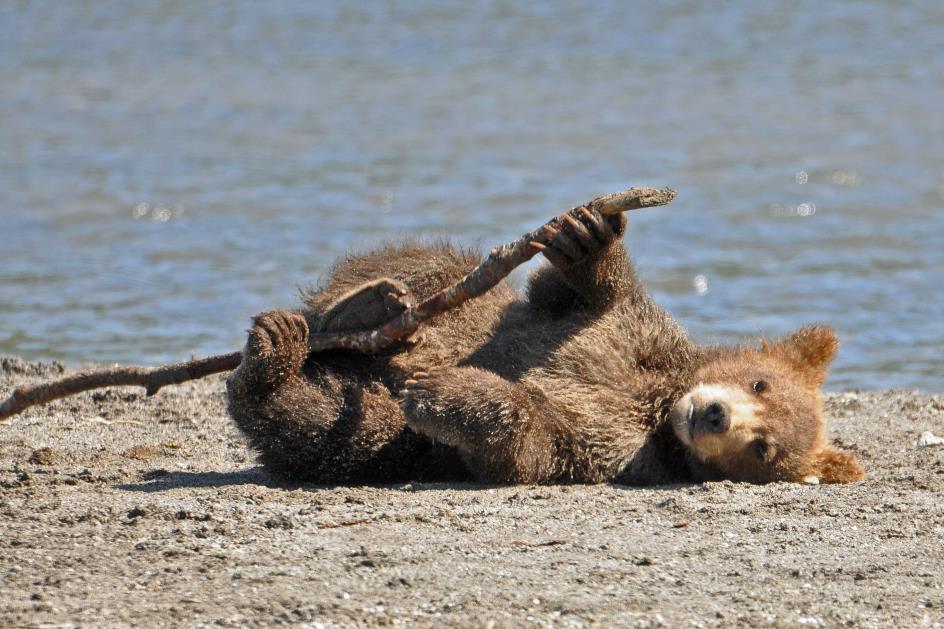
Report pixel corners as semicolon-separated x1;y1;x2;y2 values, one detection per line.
1;186;675;422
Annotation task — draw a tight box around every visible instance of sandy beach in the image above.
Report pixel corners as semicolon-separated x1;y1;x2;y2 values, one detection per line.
1;356;943;627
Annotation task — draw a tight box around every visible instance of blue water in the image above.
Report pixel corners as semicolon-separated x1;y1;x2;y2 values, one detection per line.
1;1;942;392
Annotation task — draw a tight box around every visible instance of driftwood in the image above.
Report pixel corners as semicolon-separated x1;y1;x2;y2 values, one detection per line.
0;186;675;422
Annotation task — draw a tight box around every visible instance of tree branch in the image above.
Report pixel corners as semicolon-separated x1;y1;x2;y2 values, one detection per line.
1;352;244;421
1;186;675;422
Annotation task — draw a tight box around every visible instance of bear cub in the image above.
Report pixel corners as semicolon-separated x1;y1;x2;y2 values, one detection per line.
226;207;863;485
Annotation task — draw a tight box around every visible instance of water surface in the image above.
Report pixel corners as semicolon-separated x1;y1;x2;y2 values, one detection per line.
1;2;942;391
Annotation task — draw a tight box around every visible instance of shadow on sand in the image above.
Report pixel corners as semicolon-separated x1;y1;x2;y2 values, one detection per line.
115;466;695;494
114;467;510;493
115;467;282;492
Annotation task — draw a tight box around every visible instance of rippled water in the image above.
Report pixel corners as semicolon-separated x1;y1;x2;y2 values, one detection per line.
1;1;942;392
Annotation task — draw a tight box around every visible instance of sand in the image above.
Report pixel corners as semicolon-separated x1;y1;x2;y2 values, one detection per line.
1;356;943;627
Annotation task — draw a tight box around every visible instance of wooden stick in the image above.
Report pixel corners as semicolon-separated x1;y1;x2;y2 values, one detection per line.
0;186;675;422
0;352;244;421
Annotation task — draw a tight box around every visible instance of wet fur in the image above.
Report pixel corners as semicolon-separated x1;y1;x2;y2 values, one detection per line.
226;214;862;485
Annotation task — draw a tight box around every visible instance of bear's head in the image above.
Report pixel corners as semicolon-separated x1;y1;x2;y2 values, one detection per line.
669;325;863;484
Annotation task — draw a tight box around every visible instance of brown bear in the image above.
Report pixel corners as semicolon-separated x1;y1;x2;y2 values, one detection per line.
225;207;863;485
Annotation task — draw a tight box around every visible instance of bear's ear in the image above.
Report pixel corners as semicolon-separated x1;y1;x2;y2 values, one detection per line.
805;446;864;484
764;325;838;388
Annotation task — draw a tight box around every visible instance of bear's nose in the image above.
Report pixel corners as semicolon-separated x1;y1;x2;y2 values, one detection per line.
691;401;730;434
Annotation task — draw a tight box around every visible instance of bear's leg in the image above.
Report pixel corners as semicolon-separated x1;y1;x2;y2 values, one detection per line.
399;366;577;483
227;310;425;482
529;207;637;313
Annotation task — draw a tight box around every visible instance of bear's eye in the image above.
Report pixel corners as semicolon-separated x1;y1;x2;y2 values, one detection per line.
751;439;775;463
752;380;768;395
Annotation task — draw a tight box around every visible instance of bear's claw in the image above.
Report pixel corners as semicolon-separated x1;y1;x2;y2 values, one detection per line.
539;207;624;269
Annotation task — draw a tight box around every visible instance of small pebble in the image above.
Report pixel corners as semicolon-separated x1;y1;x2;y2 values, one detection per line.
28;447;55;466
916;431;944;448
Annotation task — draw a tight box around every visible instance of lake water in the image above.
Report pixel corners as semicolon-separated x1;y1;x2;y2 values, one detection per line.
1;1;942;392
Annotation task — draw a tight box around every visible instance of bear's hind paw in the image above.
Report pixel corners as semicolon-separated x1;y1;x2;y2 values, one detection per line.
244;310;310;384
319;278;415;333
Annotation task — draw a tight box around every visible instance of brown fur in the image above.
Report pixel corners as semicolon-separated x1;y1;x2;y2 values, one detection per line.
226;211;862;485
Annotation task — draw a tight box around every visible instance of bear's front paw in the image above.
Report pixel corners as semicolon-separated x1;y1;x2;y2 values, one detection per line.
531;207;626;269
399;370;436;420
399;370;455;443
244;310;310;383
